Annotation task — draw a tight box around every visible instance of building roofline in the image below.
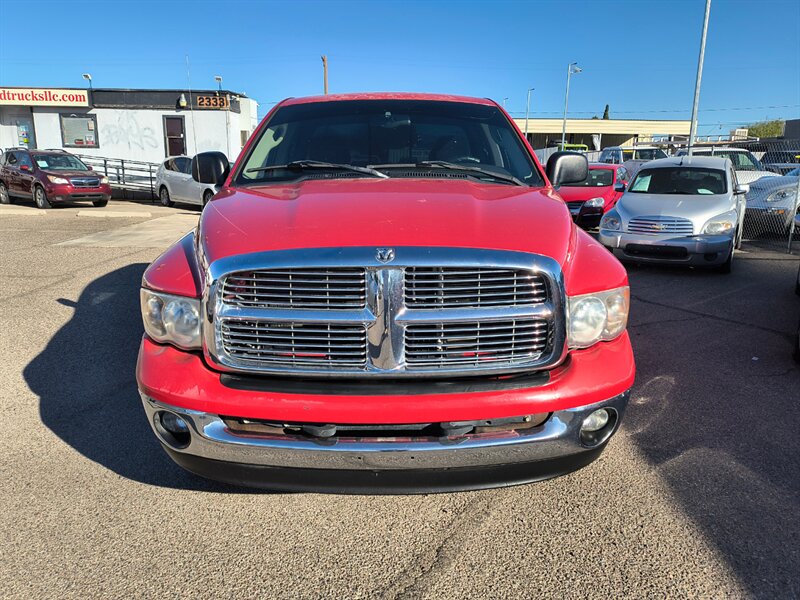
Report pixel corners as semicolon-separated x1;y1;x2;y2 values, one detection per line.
0;85;250;98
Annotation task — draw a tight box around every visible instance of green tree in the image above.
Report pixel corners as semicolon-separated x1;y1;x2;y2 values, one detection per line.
747;120;784;138
602;104;610;120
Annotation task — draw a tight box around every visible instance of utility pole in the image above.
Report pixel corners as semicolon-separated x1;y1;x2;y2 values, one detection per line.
688;0;711;156
524;88;534;138
561;63;581;149
321;55;329;95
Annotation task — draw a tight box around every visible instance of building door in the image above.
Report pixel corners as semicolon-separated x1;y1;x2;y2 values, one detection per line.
163;116;186;157
15;117;36;149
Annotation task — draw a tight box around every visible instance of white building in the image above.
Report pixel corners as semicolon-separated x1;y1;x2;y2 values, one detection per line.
0;86;259;164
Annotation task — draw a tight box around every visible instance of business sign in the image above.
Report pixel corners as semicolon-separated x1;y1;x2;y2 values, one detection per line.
0;88;89;107
196;95;230;109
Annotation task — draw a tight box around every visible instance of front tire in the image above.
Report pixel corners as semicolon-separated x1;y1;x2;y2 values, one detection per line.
159;186;174;207
202;189;214;207
34;185;52;209
92;199;109;207
716;244;733;274
0;182;10;204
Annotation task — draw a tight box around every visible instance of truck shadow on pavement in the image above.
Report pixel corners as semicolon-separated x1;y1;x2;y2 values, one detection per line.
624;259;800;597
24;263;240;492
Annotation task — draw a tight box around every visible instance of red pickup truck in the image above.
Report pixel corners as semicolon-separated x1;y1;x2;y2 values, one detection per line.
136;93;635;493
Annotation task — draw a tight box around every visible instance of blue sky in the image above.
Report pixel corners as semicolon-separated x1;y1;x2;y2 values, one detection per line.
0;0;798;134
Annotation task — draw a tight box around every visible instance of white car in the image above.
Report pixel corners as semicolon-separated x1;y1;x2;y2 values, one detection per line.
675;147;777;185
155;155;220;208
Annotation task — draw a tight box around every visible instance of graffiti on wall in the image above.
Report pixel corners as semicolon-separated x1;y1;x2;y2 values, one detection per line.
101;112;158;151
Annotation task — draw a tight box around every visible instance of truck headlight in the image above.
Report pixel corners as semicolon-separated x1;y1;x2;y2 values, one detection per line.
567;287;630;349
600;213;621;230
766;189;796;203
47;175;69;184
140;289;201;350
100;176;109;184
702;210;738;235
584;197;605;208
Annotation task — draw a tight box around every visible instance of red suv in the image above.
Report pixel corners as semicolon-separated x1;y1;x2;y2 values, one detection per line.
0;148;111;209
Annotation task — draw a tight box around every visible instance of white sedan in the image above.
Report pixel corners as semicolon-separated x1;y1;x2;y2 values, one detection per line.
155;155;220;208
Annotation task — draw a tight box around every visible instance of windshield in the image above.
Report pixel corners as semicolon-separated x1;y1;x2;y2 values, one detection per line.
622;149;668;161
629;167;727;195
566;168;614;187
32;153;89;171
236;100;543;186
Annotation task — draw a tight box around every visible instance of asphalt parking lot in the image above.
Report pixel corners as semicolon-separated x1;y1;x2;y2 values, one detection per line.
1;199;799;599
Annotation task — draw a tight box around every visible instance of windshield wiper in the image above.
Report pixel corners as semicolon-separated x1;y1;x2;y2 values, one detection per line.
246;160;388;179
370;161;525;186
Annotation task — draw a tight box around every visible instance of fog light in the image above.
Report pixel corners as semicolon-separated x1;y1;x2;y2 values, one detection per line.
154;411;191;449
579;407;617;447
581;409;610;432
162;412;189;434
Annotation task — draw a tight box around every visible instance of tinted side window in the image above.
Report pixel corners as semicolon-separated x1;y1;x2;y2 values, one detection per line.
175;157;191;173
17;152;33;169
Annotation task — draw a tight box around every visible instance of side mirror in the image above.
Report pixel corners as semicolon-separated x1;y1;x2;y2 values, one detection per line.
546;151;588;187
20;164;30;172
613;182;626;193
191;151;230;185
86;165;93;170
734;184;749;195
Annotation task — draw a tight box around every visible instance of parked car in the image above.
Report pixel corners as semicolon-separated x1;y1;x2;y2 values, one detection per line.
136;93;635;493
0;148;111;209
743;173;799;234
155;155;221;207
599;146;669;164
674;147;776;185
599;156;747;273
761;150;800;175
557;163;631;229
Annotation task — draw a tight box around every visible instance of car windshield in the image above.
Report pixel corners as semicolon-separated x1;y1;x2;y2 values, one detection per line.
566;168;614;187
236;100;543;186
622;149;668;161
32;153;89;171
629;167;727;195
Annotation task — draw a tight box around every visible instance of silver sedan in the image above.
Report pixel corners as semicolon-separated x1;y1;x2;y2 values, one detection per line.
598;156;748;273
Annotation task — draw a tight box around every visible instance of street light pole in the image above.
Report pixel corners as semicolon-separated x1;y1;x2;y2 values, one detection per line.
524;88;534;137
561;63;581;148
688;0;711;156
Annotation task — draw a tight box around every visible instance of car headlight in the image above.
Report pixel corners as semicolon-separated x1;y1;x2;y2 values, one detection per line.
600;213;621;230
140;289;202;350
766;189;796;203
100;176;109;184
702;210;738;235
584;197;605;208
567;287;630;349
47;175;69;184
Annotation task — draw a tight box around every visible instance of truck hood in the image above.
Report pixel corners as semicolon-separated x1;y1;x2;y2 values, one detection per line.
41;170;99;178
198;179;574;267
735;170;779;185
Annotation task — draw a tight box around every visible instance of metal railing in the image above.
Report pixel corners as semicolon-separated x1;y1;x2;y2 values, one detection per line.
74;154;160;199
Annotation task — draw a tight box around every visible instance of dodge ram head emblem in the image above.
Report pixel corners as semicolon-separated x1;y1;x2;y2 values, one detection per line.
376;248;395;263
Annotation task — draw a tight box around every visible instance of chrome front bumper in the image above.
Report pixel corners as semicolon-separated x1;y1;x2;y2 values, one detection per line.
140;391;629;492
598;230;733;265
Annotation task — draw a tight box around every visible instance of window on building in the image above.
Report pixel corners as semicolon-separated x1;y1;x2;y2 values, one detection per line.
240;130;250;149
60;114;99;149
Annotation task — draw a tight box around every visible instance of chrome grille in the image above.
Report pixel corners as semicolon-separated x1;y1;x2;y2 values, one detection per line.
627;216;694;235
221;268;366;309
405;267;547;309
220;320;367;368
70;177;101;188
405;319;549;370
207;248;565;378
